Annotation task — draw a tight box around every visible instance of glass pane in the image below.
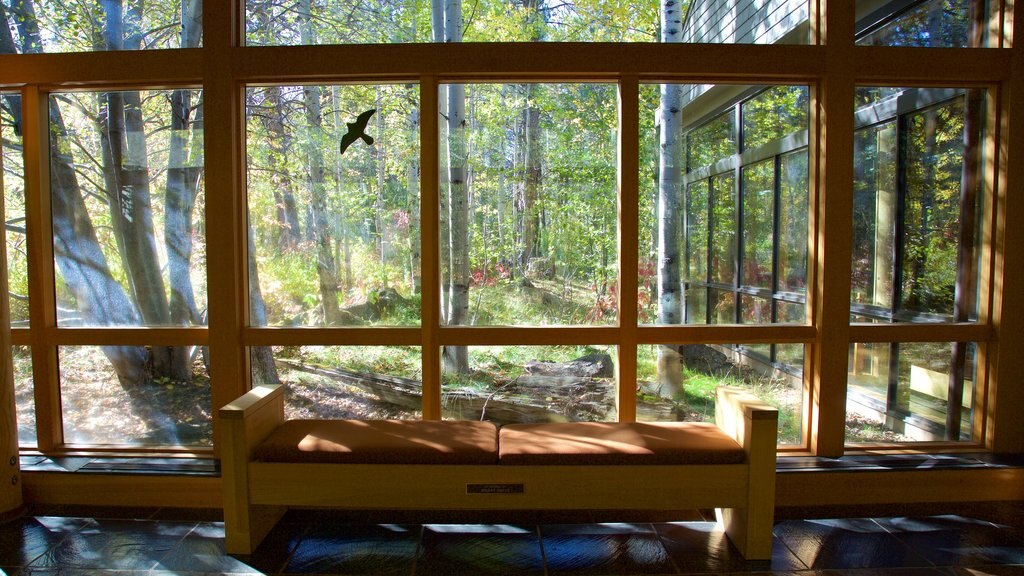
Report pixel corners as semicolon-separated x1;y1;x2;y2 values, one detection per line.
441;345;616;423
741;294;771;324
59;346;211;447
0;1;202;53
2;93;27;326
709;288;735;324
49;89;207;328
852;121;897;312
687;112;735;171
857;0;987;48
847;342;976;443
13;345;35;446
246;0;809;44
685;285;708;324
709;172;736;285
853;88;985;323
776;298;805;323
687;181;710;283
439;83;617;327
246;84;420;327
637;343;804;445
901;96;979;319
742;86;809;151
251;346;422;420
778;149;808;294
741;159;773;289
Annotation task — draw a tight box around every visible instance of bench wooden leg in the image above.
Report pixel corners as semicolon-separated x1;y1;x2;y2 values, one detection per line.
225;503;286;555
716;503;773;560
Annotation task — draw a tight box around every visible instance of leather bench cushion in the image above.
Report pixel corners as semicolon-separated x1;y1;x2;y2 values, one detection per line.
254;419;499;465
499;421;745;465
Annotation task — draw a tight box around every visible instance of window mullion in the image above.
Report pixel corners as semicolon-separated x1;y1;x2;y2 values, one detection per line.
617;75;639;422
421;75;441;420
22;85;61;451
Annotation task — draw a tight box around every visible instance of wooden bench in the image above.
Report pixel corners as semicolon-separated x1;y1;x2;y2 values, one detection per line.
220;385;778;559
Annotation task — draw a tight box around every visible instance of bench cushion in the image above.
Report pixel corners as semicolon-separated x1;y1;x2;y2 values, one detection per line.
499;422;745;465
254;419;499;465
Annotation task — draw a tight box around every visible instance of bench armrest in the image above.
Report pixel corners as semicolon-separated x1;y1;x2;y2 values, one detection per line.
220;384;285;460
714;385;778;452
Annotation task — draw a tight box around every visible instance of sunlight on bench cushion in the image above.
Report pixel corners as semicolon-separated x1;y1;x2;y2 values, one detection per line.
499;422;745;465
253;419;499;464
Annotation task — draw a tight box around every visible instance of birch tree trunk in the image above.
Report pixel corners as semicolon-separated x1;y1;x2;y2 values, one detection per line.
433;0;451;321
656;0;685;399
165;0;204;381
443;0;470;374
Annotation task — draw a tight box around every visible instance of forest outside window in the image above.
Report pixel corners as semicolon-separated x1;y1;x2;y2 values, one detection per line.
437;83;618;330
0;0;202;53
244;0;808;44
246;84;421;329
43;87;209;447
0;0;1011;457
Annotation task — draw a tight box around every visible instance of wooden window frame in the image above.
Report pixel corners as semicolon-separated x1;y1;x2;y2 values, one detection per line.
0;0;1019;460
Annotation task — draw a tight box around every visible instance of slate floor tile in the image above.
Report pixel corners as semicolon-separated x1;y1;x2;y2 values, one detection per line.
24;519;193;572
540;523;677;575
655;520;805;573
0;517;92;567
773;518;932;570
152;522;268;574
875;516;1024;567
284;523;419;575
415;524;545;576
229;519;310;574
951;566;1024;575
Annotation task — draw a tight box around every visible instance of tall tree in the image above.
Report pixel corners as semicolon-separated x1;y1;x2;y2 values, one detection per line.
443;0;470;373
655;0;685;399
299;0;343;325
165;0;204;382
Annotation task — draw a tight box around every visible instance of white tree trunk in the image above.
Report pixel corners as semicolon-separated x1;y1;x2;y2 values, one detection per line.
656;0;685;400
444;0;470;373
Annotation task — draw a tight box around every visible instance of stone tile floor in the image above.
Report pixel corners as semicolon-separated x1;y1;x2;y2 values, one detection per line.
1;505;1023;575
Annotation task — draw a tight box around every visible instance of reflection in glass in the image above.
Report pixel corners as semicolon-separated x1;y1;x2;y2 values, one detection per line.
741;294;771;325
710;173;737;286
709;289;735;324
637;344;804;445
2;94;27;326
778;150;809;294
59;346;211;447
687;112;735;171
852;121;897;311
685;286;708;325
246;84;420;327
438;83;617;328
742;86;809;151
686;181;710;283
441;345;616;423
847;342;976;443
741;160;774;289
852;88;984;322
857;0;985;48
13;346;35;446
251;346;422;420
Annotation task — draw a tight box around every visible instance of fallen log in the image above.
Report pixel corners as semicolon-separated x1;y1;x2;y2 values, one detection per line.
275;359;681;423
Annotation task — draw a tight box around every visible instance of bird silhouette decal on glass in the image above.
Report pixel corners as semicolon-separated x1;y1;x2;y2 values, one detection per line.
339;108;376;155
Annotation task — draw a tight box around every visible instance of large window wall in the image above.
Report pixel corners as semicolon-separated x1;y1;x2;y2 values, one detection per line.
0;0;1018;460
